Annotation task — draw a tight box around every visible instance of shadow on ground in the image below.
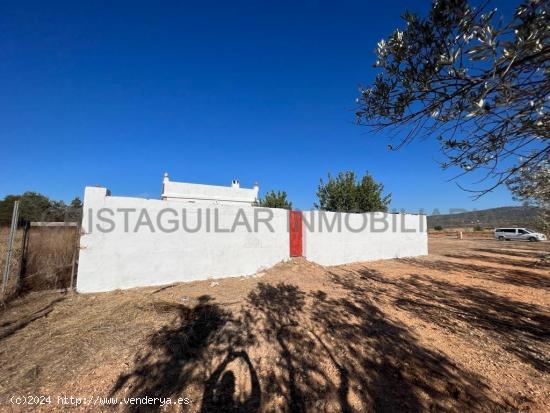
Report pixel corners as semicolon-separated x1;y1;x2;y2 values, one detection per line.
318;272;509;412
403;256;550;290
110;295;258;412
352;265;550;373
0;296;66;341
111;276;519;412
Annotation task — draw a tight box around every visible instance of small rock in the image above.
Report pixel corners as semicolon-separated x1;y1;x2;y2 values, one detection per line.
210;281;220;287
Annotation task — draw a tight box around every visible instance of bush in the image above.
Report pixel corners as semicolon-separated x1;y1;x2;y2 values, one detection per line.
434;225;443;231
473;225;483;231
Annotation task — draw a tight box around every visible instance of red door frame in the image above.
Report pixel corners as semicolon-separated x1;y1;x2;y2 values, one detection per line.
289;211;303;257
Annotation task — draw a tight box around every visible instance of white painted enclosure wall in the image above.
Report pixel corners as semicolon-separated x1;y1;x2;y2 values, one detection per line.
302;211;427;266
77;187;289;293
77;187;427;293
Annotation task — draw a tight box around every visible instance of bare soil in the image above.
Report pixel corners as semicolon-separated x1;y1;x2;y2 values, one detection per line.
0;238;548;412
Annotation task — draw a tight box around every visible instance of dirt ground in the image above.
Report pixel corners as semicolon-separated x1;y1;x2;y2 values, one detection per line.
0;237;548;412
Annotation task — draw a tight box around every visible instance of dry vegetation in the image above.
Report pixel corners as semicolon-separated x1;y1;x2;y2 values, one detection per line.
428;229;494;239
0;237;548;412
0;228;24;300
23;227;78;291
0;226;77;301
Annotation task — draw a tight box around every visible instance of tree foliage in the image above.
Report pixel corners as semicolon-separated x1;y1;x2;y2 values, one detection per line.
356;0;549;194
259;191;293;210
315;171;391;212
0;192;82;225
507;158;550;230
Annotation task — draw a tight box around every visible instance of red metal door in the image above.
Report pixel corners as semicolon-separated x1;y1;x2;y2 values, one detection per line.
289;211;302;257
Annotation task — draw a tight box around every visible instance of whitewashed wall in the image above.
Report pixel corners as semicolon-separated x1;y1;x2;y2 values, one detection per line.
77;187;289;293
77;187;427;293
302;211;427;266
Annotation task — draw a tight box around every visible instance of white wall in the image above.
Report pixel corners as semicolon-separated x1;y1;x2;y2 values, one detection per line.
302;211;427;266
77;187;289;293
77;187;427;293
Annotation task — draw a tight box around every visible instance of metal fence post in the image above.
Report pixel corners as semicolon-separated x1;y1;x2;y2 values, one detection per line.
2;200;20;295
69;225;80;290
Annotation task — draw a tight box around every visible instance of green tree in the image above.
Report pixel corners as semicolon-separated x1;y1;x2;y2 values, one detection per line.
70;197;83;209
356;0;549;194
315;171;391;212
0;195;22;225
0;192;83;225
67;197;83;222
21;192;55;223
259;191;293;210
0;192;51;224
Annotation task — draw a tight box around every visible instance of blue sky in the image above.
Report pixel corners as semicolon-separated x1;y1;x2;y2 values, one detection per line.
0;0;521;212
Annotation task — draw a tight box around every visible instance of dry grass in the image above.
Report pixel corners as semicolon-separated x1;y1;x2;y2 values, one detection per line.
0;227;24;300
23;227;78;291
0;238;548;412
0;226;77;302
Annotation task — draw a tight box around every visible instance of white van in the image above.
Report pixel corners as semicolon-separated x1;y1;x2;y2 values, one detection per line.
494;228;547;241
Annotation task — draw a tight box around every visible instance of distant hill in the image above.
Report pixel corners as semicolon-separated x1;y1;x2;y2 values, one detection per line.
427;206;542;229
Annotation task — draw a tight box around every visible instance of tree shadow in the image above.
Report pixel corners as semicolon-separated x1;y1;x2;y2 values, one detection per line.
246;282;311;412
443;252;541;268
200;350;261;413
246;280;506;412
355;268;550;373
402;257;550;290
112;278;521;412
110;295;258;412
476;247;549;260
0;296;65;341
319;270;508;412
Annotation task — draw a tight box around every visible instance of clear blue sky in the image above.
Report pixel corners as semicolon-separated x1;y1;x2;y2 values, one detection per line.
0;0;520;213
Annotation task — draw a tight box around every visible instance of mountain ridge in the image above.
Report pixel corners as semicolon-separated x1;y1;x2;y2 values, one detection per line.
427;206;542;229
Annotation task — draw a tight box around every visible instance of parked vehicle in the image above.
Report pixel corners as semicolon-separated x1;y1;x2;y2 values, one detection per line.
494;228;547;242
